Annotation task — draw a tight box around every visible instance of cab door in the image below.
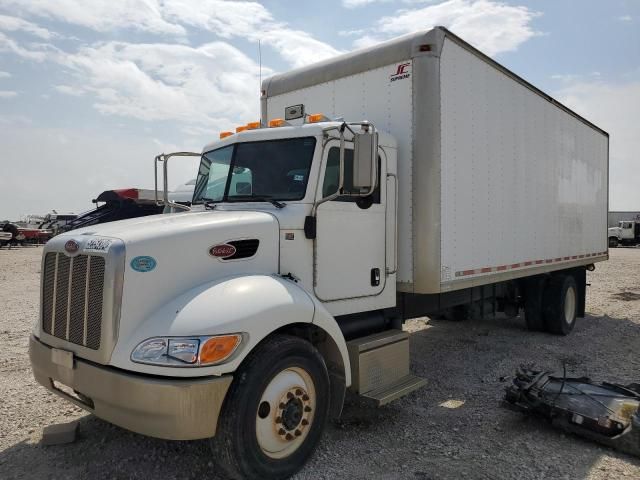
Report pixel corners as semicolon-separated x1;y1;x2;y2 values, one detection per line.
314;141;387;301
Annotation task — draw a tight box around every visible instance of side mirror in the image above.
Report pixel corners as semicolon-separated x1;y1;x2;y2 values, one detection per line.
352;128;378;191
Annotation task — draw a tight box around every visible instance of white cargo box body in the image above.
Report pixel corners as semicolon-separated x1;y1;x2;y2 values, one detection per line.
262;27;609;295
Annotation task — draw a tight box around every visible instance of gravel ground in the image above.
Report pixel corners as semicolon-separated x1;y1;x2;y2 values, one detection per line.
1;246;639;479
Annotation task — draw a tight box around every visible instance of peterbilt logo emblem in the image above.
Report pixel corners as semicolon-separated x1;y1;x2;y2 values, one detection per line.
209;244;236;258
390;62;411;82
64;240;80;254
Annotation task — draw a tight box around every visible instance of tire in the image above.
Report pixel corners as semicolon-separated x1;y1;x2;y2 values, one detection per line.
543;274;578;335
210;334;330;480
609;237;618;248
523;277;546;331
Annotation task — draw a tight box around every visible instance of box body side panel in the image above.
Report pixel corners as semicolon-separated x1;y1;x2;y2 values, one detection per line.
438;38;608;291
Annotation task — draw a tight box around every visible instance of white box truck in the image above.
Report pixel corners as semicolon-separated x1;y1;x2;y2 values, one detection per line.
30;27;608;479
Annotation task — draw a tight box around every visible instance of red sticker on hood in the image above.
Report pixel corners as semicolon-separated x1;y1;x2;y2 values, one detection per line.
209;244;236;258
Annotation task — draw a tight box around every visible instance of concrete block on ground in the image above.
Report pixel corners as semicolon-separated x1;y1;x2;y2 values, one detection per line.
41;421;78;446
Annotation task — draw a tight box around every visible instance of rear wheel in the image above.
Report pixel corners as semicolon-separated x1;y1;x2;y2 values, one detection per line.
210;335;330;480
543;274;578;335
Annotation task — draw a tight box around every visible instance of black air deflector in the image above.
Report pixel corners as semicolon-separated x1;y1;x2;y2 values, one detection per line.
225;239;260;260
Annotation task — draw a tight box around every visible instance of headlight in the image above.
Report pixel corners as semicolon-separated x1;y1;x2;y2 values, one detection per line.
131;334;242;367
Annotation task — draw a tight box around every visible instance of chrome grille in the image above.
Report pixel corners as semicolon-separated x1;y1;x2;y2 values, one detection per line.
42;252;105;350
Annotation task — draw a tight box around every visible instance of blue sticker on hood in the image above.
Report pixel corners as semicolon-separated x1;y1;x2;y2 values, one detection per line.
130;256;157;272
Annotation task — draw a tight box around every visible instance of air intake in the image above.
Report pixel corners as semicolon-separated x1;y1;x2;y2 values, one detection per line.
225;239;259;260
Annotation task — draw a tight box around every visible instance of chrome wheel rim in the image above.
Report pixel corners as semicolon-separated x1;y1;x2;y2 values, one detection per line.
255;367;316;459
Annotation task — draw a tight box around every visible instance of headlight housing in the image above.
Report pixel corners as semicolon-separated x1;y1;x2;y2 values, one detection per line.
131;334;242;367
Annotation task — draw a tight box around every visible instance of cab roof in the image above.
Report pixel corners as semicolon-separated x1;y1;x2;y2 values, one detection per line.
202;121;397;154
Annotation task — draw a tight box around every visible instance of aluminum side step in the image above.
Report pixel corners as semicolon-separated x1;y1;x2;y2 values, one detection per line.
347;329;427;405
361;374;428;406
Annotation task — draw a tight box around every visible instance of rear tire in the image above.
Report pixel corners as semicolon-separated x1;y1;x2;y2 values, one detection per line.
523;277;546;331
210;334;330;480
543;274;578;335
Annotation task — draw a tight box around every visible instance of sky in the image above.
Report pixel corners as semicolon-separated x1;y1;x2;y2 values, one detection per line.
0;0;638;220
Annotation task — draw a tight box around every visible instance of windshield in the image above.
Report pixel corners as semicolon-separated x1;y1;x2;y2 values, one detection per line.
193;137;317;204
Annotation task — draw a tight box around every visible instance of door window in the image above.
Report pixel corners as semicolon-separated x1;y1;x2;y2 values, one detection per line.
321;147;381;204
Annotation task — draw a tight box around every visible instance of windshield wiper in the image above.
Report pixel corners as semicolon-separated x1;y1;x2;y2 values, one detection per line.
198;197;219;210
227;195;286;209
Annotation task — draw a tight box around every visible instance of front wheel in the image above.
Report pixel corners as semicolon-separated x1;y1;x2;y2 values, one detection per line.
609;237;619;248
211;334;330;480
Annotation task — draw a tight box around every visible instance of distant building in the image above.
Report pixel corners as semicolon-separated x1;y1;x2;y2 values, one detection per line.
609;211;640;228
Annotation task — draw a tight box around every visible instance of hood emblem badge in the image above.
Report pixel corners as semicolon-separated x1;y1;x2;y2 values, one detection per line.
64;240;80;254
209;243;236;259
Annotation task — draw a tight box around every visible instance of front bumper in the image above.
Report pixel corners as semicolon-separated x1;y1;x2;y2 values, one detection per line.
29;336;233;440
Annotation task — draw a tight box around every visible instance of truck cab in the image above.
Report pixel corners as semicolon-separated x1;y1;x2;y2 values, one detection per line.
29;117;414;480
608;220;640;247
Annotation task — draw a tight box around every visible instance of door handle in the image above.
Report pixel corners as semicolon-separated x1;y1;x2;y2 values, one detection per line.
371;268;380;287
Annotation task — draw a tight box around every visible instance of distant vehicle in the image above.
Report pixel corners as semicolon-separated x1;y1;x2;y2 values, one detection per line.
168;179;196;205
38;213;78;231
55;188;163;234
0;222;52;246
0;229;12;247
608;220;640;247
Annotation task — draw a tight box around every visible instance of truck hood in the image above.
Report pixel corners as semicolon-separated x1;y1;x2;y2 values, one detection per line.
63;210;275;245
56;210;281;359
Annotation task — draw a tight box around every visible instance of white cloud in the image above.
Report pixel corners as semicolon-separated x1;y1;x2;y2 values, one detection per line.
0;70;10;78
0;89;17;97
338;29;365;37
257;29;342;69
55;84;84;96
0;0;185;36
556;80;640;210
352;34;384;50
551;71;601;83
355;0;541;56
0;1;347;220
342;0;387;7
0;1;343;154
617;15;632;22
56;40;265;127
0;31;51;60
1;1;342;68
161;0;343;68
161;0;271;39
0;13;54;39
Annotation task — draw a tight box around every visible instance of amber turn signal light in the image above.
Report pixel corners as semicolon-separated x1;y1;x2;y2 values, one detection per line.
199;335;242;365
307;113;326;123
269;118;287;128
